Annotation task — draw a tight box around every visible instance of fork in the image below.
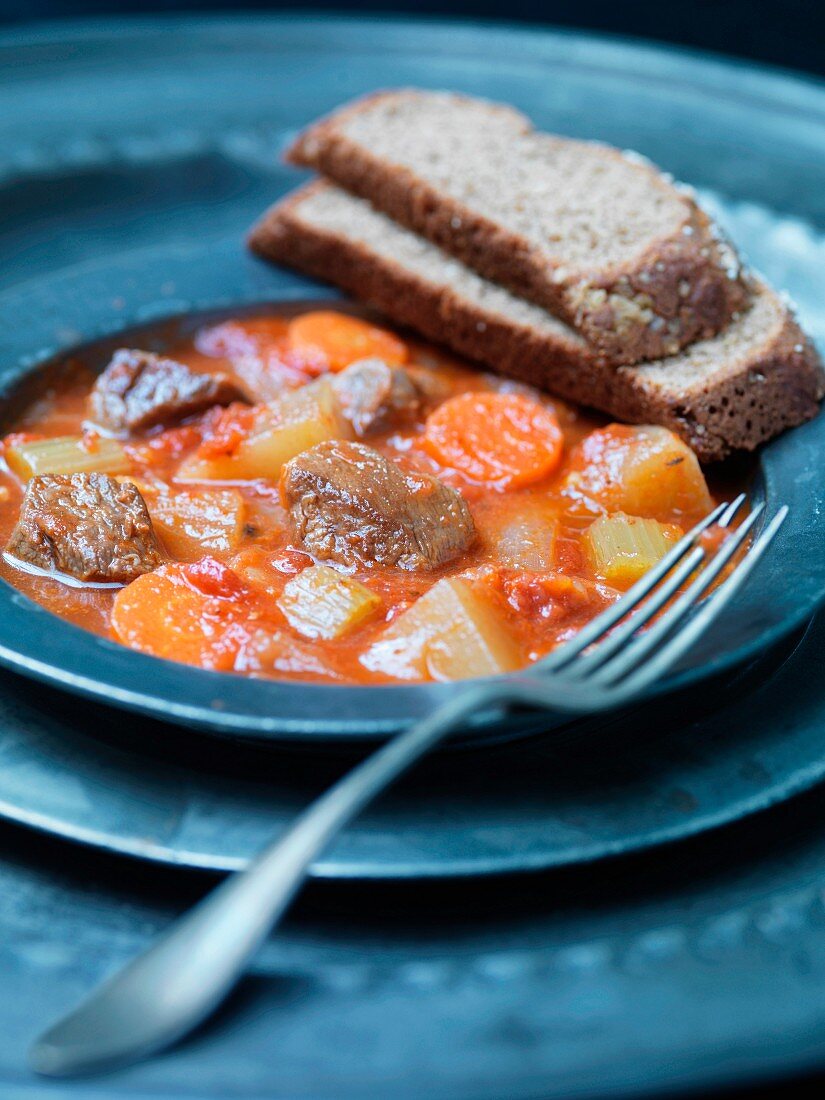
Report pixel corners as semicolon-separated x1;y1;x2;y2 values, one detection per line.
30;494;786;1078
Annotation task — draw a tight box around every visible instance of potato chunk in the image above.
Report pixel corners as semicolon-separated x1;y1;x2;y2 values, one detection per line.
361;577;520;681
478;499;558;571
565;425;712;521
143;486;247;561
585;512;682;588
177;380;351;482
6;435;129;480
278;564;381;639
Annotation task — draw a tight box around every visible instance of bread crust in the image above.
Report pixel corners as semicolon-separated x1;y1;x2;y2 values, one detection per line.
249;185;824;462
287;90;750;366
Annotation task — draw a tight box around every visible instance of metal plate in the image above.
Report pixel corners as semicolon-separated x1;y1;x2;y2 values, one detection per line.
0;613;817;878
0;17;823;741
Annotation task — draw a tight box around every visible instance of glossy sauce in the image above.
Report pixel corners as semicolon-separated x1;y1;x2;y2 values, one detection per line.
0;311;728;685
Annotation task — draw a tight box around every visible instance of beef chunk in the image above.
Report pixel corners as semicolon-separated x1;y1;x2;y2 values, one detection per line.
331;359;421;436
89;349;247;433
281;440;476;571
6;473;165;584
404;364;453;406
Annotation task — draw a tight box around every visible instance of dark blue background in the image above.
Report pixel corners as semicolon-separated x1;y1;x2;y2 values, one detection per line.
0;1;822;79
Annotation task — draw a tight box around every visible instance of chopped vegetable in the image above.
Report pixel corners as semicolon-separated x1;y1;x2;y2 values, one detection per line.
499;570;603;619
565;425;712;521
496;516;558;571
195;318;290;359
229;545;305;597
111;558;256;670
5;434;130;480
196;404;257;459
422;392;563;488
482;499;559;571
585;512;682;587
287;311;408;373
176;380;352;482
142;486;247;561
278;564;381;639
361;577;520;681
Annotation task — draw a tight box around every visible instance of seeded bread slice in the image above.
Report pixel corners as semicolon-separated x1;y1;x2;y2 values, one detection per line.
249;182;824;462
286;90;750;366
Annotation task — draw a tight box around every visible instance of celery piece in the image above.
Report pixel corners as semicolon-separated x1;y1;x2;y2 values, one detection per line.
585;512;681;587
6;435;129;480
278;564;381;640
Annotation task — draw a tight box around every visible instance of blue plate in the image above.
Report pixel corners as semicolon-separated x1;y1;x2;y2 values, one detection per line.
0;16;823;742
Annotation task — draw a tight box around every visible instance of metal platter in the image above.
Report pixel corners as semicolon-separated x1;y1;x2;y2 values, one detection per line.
2;673;825;1099
2;17;825;1099
0;17;824;741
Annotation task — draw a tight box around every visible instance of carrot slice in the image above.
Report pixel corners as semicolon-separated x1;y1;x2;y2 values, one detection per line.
111;559;253;670
287;311;408;373
422;392;564;488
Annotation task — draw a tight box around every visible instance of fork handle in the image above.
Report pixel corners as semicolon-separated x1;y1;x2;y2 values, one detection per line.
32;670;608;1077
30;685;508;1078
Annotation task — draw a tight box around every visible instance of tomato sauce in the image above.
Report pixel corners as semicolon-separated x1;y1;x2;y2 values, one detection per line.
0;309;729;685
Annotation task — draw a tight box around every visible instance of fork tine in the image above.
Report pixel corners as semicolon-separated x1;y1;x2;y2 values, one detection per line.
617;506;789;694
588;502;767;686
537;500;731;673
718;492;748;528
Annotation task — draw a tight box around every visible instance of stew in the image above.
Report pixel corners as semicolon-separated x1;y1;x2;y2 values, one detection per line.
0;308;732;685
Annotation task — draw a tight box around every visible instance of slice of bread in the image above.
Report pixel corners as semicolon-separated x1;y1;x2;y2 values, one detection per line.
249;182;824;462
287;90;750;366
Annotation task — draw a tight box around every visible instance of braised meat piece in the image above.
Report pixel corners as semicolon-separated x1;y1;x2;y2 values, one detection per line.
281;440;475;570
6;473;165;584
331;359;421;436
404;364;453;406
89;349;247;433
